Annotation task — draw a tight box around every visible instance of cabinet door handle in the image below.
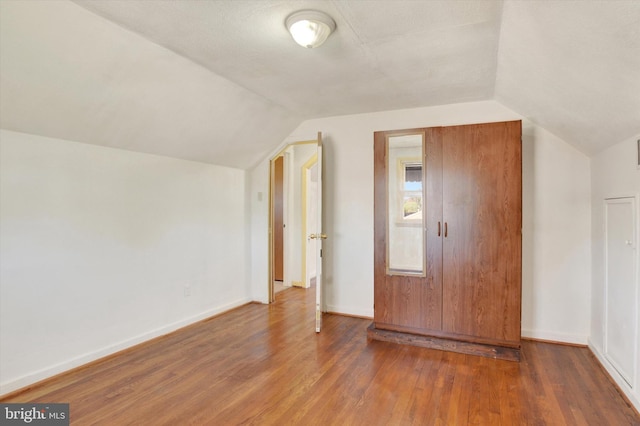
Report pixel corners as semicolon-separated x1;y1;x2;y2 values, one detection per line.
444;222;448;238
437;221;441;237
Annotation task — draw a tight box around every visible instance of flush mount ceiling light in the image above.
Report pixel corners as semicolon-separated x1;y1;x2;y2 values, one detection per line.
285;10;336;48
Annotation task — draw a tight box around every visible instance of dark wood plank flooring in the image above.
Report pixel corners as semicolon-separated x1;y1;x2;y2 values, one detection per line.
2;286;639;425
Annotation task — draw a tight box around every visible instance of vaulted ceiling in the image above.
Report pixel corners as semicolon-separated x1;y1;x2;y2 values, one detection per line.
1;0;638;169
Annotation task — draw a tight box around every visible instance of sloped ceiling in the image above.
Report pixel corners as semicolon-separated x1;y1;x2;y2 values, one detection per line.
496;1;640;154
1;0;638;169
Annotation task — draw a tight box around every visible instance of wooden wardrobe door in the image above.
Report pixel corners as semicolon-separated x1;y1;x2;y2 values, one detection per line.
373;128;442;333
441;121;522;346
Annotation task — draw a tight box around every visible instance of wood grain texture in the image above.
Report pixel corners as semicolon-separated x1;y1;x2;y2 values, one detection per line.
374;122;521;353
374;129;442;331
424;127;444;331
3;287;638;425
442;121;522;345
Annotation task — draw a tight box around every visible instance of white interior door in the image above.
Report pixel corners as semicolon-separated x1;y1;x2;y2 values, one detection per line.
313;132;324;332
604;197;637;386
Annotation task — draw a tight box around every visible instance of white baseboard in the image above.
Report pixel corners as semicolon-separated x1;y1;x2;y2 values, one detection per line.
0;298;251;396
588;340;640;413
325;304;373;319
521;328;589;345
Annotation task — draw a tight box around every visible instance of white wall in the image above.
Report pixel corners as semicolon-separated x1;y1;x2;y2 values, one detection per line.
590;134;640;411
250;100;592;342
521;126;591;343
250;159;270;304
0;130;250;395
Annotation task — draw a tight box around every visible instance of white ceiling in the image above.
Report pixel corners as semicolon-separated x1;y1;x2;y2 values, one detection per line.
1;0;638;169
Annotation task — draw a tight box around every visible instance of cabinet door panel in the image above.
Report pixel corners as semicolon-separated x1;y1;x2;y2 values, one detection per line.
441;121;521;345
373;128;442;332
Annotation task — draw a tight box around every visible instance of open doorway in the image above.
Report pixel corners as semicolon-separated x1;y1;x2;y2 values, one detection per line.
273;156;284;284
304;159;318;289
269;141;318;302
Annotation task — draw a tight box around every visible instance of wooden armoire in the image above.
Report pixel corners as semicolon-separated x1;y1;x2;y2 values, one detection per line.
368;120;522;361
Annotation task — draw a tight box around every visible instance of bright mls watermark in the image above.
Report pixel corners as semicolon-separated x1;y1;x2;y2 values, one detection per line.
1;404;69;425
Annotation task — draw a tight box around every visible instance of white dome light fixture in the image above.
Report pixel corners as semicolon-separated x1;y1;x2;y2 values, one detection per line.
285;10;336;48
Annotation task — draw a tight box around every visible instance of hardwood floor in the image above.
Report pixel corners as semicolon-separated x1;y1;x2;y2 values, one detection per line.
3;286;639;425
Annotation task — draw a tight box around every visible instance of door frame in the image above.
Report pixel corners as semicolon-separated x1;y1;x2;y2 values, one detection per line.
268;140;317;302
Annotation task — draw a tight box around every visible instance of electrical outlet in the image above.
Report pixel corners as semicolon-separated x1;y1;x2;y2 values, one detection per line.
184;286;191;297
